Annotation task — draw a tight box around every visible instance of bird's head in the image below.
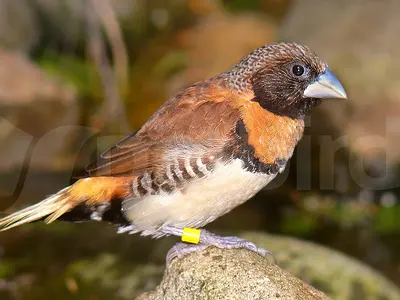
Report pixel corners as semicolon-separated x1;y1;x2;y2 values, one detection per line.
226;42;347;119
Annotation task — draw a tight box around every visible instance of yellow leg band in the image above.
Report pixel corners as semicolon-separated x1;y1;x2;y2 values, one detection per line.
181;227;201;244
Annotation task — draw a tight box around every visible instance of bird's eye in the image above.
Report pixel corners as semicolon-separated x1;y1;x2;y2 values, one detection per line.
292;64;305;76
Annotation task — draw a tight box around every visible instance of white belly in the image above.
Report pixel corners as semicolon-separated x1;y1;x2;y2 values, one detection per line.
122;159;277;234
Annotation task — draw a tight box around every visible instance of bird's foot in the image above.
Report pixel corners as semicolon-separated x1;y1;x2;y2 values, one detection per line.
165;228;271;266
199;229;271;256
166;242;208;266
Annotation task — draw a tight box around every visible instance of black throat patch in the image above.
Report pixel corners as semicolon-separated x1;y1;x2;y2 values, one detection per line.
251;96;320;120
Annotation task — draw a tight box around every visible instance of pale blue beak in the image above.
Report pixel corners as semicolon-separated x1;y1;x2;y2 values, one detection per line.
303;68;347;99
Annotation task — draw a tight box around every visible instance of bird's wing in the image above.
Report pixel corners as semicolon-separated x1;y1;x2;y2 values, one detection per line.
84;82;244;177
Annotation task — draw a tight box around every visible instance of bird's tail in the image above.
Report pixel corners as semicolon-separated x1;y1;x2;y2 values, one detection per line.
0;177;131;231
0;186;75;231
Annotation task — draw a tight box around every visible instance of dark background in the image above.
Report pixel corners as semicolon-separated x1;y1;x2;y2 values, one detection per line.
1;0;400;299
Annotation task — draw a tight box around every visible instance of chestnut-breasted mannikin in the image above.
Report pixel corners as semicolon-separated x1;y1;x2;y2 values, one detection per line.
0;43;346;263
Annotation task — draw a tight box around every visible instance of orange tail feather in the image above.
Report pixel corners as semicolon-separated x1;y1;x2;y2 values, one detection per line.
0;177;131;231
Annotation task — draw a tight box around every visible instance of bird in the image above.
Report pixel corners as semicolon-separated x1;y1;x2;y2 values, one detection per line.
0;42;346;263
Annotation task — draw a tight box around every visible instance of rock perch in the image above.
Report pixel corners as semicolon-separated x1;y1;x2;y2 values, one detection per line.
138;247;329;300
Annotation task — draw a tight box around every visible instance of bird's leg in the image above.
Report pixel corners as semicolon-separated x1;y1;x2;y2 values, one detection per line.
162;226;270;265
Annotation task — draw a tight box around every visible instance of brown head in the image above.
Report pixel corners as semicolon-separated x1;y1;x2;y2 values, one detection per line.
222;42;347;119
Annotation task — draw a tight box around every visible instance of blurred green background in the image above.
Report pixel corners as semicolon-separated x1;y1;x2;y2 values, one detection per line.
1;0;400;299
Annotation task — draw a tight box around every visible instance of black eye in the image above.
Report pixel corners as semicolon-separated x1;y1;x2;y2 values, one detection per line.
292;64;305;76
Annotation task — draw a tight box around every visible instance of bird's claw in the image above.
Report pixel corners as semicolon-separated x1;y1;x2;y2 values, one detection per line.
166;242;207;267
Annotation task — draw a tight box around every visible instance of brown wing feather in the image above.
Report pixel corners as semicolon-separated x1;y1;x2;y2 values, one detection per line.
84;81;243;177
